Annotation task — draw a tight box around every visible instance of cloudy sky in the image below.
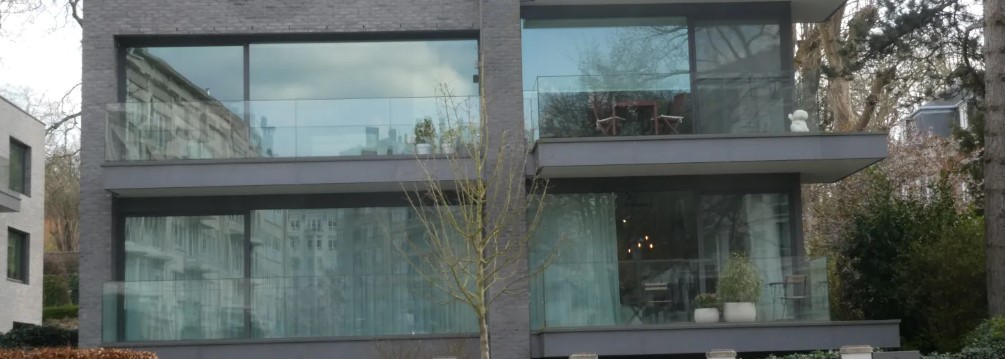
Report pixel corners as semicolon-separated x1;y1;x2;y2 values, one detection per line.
0;4;82;109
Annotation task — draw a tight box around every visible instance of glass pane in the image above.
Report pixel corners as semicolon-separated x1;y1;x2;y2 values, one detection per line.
123;47;247;160
122;215;246;341
522;17;691;138
701;193;792;319
249;208;475;338
249;40;479;101
531;191;809;328
7;230;25;281
8;141;26;194
693;21;786;134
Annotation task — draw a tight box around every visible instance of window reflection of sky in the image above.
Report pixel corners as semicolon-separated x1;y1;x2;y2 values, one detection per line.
133;40;479;157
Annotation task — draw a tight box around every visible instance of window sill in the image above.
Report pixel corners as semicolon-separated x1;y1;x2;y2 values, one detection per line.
6;277;28;285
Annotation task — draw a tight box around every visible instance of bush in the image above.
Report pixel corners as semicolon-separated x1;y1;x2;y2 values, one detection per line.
922;317;1005;359
763;352;839;359
0;324;77;348
68;275;79;305
834;174;987;352
0;348;157;358
42;305;78;321
42;276;71;307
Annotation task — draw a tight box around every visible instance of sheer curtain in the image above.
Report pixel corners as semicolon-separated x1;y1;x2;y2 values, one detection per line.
744;194;788;320
532;193;620;328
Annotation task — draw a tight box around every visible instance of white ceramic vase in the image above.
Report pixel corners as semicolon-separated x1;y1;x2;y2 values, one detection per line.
723;302;757;322
440;143;455;155
416;143;433;155
694;308;720;323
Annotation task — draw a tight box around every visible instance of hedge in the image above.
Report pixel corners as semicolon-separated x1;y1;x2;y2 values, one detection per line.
0;348;157;358
0;324;77;348
42;305;78;321
42;276;71;308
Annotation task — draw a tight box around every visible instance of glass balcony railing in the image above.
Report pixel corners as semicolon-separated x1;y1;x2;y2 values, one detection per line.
530;256;830;330
102;275;477;343
105;96;481;162
524;71;820;143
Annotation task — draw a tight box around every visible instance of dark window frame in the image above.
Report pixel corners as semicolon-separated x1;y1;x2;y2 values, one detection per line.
7;227;29;284
8;137;31;196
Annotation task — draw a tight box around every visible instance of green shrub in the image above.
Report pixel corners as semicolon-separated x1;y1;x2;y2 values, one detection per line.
68;275;79;305
42;276;71;307
0;324;77;348
0;348;157;358
695;293;720;309
718;252;762;303
42;305;78;321
763;351;839;359
835;174;987;352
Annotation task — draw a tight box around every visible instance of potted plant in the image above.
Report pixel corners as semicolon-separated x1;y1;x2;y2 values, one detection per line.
717;252;762;322
693;293;721;323
413;117;436;155
440;127;461;155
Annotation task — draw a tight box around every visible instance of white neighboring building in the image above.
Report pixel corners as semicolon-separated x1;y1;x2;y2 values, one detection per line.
0;95;45;333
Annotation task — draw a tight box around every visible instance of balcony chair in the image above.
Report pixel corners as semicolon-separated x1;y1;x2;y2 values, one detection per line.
589;93;626;136
655;93;687;135
770;274;809;320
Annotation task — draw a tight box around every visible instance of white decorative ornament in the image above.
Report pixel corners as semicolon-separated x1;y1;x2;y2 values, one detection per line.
788;110;810;132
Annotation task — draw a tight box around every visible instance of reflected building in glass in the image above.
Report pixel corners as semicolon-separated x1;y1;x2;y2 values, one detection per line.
81;0;895;358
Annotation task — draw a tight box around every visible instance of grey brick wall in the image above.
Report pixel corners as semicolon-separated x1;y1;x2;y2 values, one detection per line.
79;0;534;356
0;98;45;333
478;0;531;359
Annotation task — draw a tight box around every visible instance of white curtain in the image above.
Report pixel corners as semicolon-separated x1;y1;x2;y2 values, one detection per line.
744;194;787;321
531;193;620;328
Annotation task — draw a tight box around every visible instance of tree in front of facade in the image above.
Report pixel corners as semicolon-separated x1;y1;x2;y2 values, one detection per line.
981;0;1004;318
400;85;558;359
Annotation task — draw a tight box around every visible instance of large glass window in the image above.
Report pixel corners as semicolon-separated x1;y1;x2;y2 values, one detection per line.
9;138;29;195
113;206;475;342
248;40;478;157
7;228;28;283
522;14;791;139
117;46;247;161
693;21;786;134
121;216;246;341
249;208;473;338
523;17;691;139
530;190;824;329
112;40;480;161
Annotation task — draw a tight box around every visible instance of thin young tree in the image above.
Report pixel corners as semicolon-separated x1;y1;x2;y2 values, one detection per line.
400;84;558;359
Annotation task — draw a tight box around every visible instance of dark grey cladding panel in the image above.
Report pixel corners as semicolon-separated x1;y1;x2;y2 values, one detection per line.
103;157;475;197
533;320;901;358
532;133;889;183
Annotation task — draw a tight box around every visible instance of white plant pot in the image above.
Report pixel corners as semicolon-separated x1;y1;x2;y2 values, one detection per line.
416;143;433;155
723;302;757;322
694;308;720;323
440;143;455;155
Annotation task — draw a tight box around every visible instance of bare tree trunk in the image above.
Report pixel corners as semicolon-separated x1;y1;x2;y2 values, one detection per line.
479;309;491;359
984;0;1005;317
818;5;857;132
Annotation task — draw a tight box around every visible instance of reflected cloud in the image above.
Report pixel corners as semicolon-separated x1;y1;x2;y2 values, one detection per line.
250;40;478;100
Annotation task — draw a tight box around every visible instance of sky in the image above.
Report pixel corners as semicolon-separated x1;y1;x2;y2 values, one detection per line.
0;4;82;111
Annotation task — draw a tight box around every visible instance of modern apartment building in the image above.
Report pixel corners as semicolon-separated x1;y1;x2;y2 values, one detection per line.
80;0;897;358
0;96;45;333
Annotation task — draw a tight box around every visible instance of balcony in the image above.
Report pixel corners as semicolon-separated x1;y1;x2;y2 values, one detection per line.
102;275;476;344
523;72;888;182
0;155;20;212
530;256;900;357
102;97;479;196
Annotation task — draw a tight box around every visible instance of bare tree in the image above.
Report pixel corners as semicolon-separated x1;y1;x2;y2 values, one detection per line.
400;85;558;359
982;0;1004;317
